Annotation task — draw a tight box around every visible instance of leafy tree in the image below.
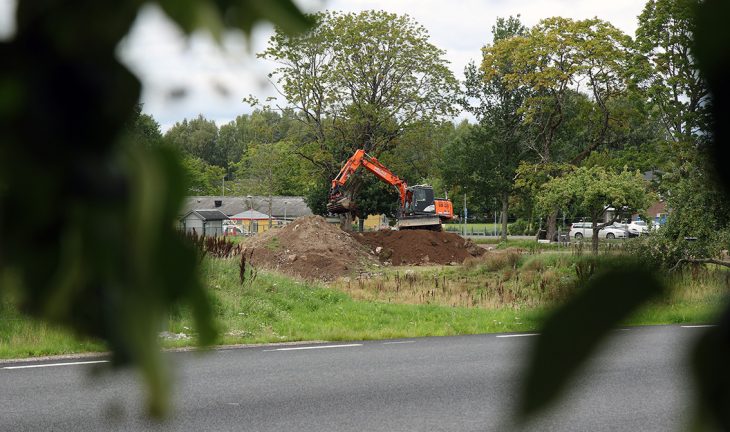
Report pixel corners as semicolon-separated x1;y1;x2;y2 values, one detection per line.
635;0;729;266
232;140;311;224
452;16;528;240
483;17;640;240
0;0;310;417
126;103;163;149
180;154;227;196
259;10;458;223
164;115;223;167
513;162;572;234
536;167;652;253
637;0;710;146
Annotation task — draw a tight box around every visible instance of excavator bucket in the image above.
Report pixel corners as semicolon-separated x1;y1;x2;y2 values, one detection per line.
326;196;352;213
327;187;354;214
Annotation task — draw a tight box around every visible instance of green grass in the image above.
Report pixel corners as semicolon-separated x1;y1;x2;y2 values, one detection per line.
444;223;500;235
162;258;551;347
0;300;104;359
1;252;726;359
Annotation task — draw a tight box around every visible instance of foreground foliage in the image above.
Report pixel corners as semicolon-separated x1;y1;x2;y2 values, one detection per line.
0;0;310;417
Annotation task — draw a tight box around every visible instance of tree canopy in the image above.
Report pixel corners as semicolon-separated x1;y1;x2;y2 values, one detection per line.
537;167;652;253
259;10;458;220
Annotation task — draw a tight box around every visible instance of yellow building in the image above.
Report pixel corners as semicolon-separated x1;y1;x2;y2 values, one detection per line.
360;214;390;231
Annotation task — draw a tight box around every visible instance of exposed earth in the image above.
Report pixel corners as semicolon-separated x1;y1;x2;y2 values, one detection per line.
242;216;484;281
353;229;484;266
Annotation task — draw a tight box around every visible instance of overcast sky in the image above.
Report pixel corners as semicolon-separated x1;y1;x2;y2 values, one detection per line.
1;0;649;131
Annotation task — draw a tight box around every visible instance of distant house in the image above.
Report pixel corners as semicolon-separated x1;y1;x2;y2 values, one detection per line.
645;200;668;226
230;209;272;234
180;209;229;237
181;196;312;223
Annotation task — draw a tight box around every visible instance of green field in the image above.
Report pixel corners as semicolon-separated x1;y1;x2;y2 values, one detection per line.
1;250;726;359
443;223;502;235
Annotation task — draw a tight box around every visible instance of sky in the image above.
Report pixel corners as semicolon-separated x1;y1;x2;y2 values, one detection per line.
0;0;649;131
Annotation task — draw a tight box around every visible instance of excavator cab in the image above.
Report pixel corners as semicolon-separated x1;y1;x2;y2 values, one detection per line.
409;186;435;214
396;185;453;230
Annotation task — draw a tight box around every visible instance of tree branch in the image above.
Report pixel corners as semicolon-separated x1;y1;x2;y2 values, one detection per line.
670;258;730;273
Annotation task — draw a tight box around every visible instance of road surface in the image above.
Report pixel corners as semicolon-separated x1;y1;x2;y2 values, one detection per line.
1;325;704;431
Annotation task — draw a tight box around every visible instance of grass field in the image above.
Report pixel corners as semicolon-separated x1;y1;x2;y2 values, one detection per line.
443;223;501;235
1;251;727;359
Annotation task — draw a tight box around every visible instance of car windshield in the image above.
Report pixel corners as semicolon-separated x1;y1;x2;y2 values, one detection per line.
634;221;646;226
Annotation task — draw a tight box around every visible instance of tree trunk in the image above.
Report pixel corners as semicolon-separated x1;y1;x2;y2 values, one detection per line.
358;217;365;232
500;192;509;241
546;209;558;242
340;213;353;232
592;223;600;255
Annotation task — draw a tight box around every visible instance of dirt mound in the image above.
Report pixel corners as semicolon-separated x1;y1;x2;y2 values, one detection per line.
242;216;374;281
241;217;485;281
354;230;485;265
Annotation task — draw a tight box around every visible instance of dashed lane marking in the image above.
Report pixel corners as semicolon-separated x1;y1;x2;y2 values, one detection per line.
263;344;363;352
3;360;109;370
382;341;415;345
496;334;540;338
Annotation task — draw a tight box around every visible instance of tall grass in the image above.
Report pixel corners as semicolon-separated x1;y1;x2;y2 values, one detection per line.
0;295;104;359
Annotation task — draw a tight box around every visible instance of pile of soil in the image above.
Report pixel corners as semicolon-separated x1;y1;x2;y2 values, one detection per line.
242;216;485;281
242;216;374;281
353;229;485;265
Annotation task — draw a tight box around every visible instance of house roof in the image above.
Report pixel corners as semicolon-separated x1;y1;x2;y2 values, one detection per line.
181;196;313;218
181;209;229;221
230;210;270;220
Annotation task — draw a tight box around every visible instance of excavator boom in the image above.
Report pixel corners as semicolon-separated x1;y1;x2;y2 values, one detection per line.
328;150;409;213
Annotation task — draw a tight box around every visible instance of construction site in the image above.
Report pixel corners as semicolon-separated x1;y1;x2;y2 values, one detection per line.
241;216;485;281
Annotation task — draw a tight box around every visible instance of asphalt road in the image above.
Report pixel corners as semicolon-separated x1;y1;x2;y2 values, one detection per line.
0;325;706;431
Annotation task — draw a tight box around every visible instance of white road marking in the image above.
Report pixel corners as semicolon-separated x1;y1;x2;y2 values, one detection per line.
3;360;109;370
382;341;415;345
263;344;363;352
496;333;540;338
681;325;717;328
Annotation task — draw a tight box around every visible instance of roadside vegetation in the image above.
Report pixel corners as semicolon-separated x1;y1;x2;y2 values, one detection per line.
3;249;725;359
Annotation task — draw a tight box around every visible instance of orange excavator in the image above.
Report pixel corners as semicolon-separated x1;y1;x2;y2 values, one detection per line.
327;149;454;230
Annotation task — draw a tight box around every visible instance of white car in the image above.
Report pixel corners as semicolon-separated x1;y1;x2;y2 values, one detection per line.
569;222;628;240
627;220;649;237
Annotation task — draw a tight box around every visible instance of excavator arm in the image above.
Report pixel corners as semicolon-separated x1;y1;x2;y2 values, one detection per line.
328;149;410;213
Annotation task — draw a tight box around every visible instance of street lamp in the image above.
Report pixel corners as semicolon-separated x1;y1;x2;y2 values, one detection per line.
283;200;288;225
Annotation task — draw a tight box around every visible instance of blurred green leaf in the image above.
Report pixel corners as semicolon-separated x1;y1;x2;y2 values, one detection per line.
517;259;664;420
691;313;730;431
156;0;312;40
1;0;307;418
691;1;730;430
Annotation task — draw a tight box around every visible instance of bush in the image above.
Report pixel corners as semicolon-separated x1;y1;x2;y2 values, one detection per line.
625;223;730;269
509;219;537;236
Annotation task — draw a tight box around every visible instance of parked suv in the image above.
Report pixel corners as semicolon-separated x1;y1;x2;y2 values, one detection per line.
569;222;628;240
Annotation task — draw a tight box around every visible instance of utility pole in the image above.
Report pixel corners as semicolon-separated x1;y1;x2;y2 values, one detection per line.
493;198;497;237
